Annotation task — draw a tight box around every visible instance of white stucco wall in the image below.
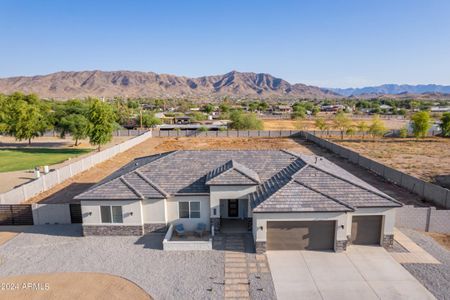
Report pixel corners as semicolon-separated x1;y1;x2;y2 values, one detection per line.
32;204;72;225
345;207;396;238
81;200;143;226
142;198;166;224
166;195;210;231
209;185;256;218
252;212;348;244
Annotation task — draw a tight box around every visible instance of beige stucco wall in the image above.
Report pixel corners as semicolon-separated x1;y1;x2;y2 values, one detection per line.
209;185;256;218
166;195;210;231
81;200;143;226
142;199;166;224
345;207;396;238
252;212;348;244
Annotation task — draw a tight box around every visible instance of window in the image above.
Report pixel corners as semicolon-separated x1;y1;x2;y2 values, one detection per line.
101;206;112;223
112;206;123;223
190;202;200;218
179;202;190;219
100;206;123;224
179;201;200;219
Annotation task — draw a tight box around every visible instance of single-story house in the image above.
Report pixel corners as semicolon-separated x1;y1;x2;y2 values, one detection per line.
74;150;402;253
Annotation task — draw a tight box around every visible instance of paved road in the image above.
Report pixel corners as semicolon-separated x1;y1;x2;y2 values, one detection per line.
267;245;435;300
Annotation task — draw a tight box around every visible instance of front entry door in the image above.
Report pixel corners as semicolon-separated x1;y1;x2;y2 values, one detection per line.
228;200;239;217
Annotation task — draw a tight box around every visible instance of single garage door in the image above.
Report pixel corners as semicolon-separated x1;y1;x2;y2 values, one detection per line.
351;216;382;245
267;221;335;250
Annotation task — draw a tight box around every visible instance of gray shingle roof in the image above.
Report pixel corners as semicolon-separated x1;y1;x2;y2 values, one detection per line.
205;160;261;185
75;176;143;200
75;150;401;211
294;165;400;208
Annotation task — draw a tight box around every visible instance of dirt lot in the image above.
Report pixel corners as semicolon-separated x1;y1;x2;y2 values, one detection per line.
332;137;450;184
263;117;408;130
425;232;450;251
27;137;313;204
0;136;131;193
0;272;150;300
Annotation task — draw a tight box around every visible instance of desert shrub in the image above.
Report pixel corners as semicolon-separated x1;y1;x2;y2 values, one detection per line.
399;127;408;138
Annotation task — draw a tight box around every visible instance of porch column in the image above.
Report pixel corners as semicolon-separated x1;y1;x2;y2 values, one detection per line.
210;217;221;234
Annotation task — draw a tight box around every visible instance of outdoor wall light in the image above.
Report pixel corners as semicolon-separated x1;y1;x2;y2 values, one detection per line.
88;212;92;216
130;212;133;216
259;226;264;231
340;225;344;229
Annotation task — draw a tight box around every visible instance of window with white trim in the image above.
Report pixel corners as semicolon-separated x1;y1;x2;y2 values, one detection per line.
100;206;123;223
179;201;200;219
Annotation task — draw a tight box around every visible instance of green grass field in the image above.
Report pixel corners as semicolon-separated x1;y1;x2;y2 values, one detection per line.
0;148;92;172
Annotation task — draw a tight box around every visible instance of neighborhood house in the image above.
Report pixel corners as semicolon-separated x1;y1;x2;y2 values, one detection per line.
75;150;402;253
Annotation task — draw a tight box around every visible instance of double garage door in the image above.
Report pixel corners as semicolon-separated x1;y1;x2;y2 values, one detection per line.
267;221;336;251
267;216;382;251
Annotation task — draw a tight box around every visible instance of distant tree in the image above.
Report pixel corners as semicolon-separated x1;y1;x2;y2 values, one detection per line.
291;107;306;120
356;121;369;139
311;106;320;116
248;102;259;112
441;112;450;137
397;108;407;116
258;102;269;112
368;115;387;138
60;114;90;146
141;112;162;128
332;112;352;140
202;104;214;114
127;100;140;110
411;111;431;138
190;112;207;122
229;111;263;130
197;126;208;132
87;99;116;151
314;117;328;136
219;103;231;113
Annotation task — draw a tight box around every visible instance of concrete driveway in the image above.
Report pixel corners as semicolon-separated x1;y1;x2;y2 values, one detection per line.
267;245;435;300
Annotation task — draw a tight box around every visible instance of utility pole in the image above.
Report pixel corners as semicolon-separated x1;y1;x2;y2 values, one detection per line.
140;107;143;129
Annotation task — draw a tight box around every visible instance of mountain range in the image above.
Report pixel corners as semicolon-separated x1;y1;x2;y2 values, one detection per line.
330;84;450;97
0;70;338;101
0;70;449;101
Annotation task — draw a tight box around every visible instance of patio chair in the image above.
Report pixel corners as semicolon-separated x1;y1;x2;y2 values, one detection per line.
174;224;185;237
195;223;207;238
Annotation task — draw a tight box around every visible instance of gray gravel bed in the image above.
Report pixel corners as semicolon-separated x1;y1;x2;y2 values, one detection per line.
0;225;224;300
399;228;450;300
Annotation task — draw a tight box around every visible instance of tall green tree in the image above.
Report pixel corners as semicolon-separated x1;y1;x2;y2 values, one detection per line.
441;112;450;137
411;111;431;138
60;114;90;146
87;99;116;151
7;93;52;145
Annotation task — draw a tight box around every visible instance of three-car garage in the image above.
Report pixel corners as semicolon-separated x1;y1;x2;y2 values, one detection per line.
254;210;393;253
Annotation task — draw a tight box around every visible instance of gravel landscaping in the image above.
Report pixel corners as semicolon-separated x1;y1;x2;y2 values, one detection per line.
0;225;224;300
399;228;450;300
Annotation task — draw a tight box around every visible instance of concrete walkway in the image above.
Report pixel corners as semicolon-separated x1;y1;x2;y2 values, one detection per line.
390;228;441;264
267;246;435;300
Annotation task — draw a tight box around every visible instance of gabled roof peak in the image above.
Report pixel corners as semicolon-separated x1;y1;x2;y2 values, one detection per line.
205;159;261;185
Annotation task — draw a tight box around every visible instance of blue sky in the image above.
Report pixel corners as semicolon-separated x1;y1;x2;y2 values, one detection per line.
1;0;449;87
